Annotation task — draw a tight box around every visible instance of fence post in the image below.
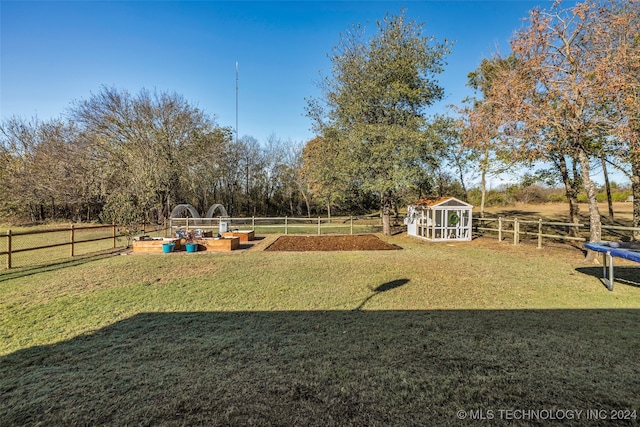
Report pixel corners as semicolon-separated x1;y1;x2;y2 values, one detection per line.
498;217;503;241
70;224;75;257
285;216;288;235
186;217;190;231
112;223;117;249
513;218;519;245
318;217;321;235
6;229;12;269
350;216;354;235
538;218;543;249
252;216;255;231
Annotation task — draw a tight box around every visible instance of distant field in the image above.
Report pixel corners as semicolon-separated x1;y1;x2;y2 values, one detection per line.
481;201;634;222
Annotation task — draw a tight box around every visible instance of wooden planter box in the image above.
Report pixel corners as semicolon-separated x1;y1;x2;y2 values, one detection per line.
195;237;240;252
132;238;181;253
221;230;255;242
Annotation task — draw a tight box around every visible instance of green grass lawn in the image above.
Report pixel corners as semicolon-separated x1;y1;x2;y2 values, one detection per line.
1;235;639;425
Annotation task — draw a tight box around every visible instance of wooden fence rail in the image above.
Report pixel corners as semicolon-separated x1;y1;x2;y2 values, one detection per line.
168;216;383;236
0;224;123;269
0;218;383;270
473;217;640;248
3;216;638;269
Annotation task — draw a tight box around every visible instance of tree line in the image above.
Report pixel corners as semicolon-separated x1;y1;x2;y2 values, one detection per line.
0;85;463;227
455;0;639;256
0;87;318;225
1;1;638;251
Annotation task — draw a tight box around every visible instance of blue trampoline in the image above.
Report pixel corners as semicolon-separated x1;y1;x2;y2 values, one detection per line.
584;242;640;291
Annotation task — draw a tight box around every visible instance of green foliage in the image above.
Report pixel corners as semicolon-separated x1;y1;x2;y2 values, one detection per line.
301;135;350;216
547;193;569;203
467;188;516;207
427;115;476;201
467;55;518;98
306;10;452;232
520;171;558;188
577;190;632;203
466;183;631;207
99;194;140;225
612;191;632;202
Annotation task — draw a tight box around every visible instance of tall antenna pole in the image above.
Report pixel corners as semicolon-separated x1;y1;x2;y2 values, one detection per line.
235;61;239;144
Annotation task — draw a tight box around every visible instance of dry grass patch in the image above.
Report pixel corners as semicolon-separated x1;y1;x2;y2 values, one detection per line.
481;201;633;223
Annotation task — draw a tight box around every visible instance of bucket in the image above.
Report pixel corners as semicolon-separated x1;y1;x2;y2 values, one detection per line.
162;243;175;253
185;243;198;253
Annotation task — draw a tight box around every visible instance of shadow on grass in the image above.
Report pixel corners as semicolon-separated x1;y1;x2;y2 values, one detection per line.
576;266;640;289
2;310;639;426
354;278;410;311
0;251;122;283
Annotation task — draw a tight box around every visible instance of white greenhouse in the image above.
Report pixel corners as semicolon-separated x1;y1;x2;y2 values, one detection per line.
405;197;473;242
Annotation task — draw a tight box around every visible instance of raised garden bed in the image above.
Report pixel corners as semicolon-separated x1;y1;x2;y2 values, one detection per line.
132;238;181;253
222;230;255;242
195;237;240;252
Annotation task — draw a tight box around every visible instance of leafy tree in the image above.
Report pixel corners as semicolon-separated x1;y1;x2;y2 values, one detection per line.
301;133;349;218
279;139;311;217
458;56;518;217
306;10;452;234
483;1;612;259
584;0;640;237
428;115;476;202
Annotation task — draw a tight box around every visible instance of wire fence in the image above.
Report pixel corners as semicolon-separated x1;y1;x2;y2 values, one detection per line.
167;216;385;236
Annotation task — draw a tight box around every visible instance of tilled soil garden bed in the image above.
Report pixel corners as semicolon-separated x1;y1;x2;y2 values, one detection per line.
264;234;401;251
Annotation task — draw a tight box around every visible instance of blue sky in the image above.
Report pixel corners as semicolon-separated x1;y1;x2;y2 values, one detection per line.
1;0;558;146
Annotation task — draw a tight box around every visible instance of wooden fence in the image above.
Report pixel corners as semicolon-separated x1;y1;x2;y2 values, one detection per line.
0;224;126;269
3;216;639;270
168;216;384;236
473;217;640;248
0;218;384;269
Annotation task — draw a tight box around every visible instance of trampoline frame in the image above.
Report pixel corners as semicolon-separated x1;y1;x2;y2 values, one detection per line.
584;242;640;291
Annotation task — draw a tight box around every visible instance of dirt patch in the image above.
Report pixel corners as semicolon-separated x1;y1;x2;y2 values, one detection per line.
264;234;401;252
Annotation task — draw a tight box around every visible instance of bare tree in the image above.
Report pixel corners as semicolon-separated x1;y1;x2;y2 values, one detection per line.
484;2;613;260
584;0;640;238
72;86;217;224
